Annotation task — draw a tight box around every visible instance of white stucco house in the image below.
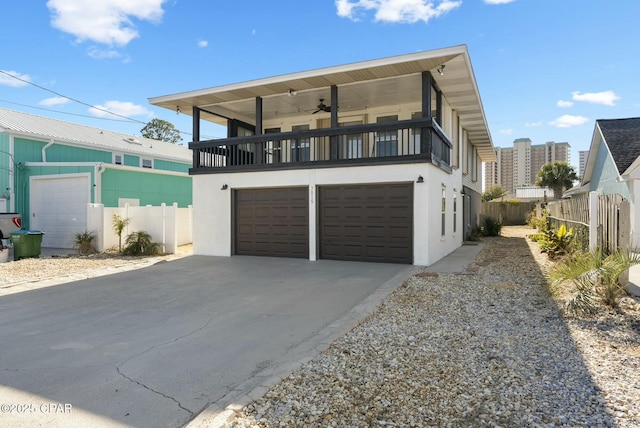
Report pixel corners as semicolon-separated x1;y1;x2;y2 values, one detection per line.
149;44;495;265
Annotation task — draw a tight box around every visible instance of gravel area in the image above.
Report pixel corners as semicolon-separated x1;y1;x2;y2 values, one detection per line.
220;226;640;427
0;245;192;296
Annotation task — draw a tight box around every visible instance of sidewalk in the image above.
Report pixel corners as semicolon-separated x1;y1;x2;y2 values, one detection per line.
424;241;485;273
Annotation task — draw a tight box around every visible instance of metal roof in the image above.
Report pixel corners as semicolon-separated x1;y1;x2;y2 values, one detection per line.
0;108;192;163
149;45;495;161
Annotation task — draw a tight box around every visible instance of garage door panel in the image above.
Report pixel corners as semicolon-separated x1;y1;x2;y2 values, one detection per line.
319;184;413;264
30;176;90;249
235;188;309;258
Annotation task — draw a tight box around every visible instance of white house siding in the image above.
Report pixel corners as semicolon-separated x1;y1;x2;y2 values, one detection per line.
192;163;463;266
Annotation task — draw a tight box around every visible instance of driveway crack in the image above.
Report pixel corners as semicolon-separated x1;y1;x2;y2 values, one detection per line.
120;316;215;365
113;316;215;417
116;366;193;416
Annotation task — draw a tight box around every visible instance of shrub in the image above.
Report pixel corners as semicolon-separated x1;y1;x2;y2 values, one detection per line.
549;248;640;314
539;224;574;259
527;233;546;242
122;231;162;256
482;216;502;237
74;231;97;256
526;208;549;232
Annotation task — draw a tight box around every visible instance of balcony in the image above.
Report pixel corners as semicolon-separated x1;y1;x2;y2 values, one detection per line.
189;117;452;175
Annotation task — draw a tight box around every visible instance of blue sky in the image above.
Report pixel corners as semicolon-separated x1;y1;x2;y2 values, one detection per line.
1;0;638;170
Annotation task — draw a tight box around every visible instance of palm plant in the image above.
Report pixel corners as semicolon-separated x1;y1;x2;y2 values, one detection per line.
74;230;97;255
112;214;131;252
535;161;578;199
122;231;161;256
549;248;640;314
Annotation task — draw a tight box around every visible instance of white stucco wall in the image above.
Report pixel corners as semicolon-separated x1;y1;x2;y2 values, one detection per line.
192;163;463;266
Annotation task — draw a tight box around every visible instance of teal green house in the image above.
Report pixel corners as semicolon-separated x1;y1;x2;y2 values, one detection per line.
0;108;192;248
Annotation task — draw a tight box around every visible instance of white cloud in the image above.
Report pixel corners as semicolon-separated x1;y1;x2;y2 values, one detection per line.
0;70;31;87
525;121;543;127
197;39;208;48
47;0;166;46
87;47;122;59
336;0;462;23
556;100;574;108
549;114;589;128
571;90;620;106
89;101;153;118
39;97;70;106
484;0;515;4
499;129;513;135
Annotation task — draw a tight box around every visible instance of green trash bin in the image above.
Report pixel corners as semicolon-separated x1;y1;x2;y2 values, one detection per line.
10;230;45;260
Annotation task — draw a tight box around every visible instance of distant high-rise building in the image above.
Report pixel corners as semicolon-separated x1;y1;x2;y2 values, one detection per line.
578;150;589;179
484;139;571;193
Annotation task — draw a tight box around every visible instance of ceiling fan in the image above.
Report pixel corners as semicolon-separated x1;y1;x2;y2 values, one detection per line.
312;98;332;114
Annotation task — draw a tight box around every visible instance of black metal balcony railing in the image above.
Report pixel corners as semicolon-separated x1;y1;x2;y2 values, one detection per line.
189;117;452;174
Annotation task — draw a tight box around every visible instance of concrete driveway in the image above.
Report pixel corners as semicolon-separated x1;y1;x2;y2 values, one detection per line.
0;256;413;427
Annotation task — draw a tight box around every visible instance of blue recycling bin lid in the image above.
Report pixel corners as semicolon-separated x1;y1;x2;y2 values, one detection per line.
11;230;45;235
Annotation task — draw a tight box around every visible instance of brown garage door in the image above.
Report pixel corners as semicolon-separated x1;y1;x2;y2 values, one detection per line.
319;183;413;264
235;187;309;258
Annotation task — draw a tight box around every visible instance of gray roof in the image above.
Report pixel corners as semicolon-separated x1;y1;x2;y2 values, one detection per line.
598;117;640;174
0;108;191;163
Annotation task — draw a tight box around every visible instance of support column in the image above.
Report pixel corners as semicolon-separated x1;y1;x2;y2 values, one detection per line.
330;85;339;160
421;72;433;155
256;97;264;164
192;107;200;167
192;106;200;142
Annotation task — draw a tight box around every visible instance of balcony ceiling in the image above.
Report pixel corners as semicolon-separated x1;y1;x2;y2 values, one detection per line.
149;45;495;161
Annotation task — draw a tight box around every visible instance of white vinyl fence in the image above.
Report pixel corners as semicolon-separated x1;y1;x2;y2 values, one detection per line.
87;203;192;254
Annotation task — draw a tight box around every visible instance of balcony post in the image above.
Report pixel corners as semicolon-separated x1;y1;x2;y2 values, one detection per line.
192;106;200;167
330;85;339;160
421;72;433;155
255;97;264;164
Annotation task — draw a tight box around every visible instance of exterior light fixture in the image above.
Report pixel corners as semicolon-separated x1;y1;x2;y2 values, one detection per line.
288;89;297;96
436;65;445;76
417;175;424;183
220;184;228;190
176;106;181;114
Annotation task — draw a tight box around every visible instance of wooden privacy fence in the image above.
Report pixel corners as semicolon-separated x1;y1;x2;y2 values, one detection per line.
544;192;630;254
481;201;537;226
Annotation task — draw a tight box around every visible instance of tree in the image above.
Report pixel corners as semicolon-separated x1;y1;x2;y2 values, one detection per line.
140;118;182;144
482;184;508;202
535;161;578;199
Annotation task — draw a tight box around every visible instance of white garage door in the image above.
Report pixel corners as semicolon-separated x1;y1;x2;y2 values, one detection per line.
30;175;90;249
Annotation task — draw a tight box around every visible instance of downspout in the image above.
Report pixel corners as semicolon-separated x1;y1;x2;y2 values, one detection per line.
9;135;16;212
95;163;106;204
41;138;54;162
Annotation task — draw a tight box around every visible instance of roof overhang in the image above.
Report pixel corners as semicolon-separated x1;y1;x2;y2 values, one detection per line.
149;44;494;161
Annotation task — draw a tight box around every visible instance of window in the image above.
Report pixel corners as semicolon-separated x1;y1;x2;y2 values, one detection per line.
340;120;363;159
142;159;152;169
291;124;310;162
265;127;281;164
113;154;123;165
441;188;446;236
411;112;422;154
453;190;457;234
376;115;398;157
